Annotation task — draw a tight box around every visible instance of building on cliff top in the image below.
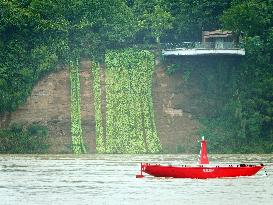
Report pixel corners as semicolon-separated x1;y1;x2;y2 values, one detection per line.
162;30;245;56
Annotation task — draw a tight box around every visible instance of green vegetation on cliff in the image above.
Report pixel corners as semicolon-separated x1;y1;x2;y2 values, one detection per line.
95;49;161;153
0;0;136;113
91;62;105;153
217;0;273;153
0;0;272;153
0;123;48;154
69;59;86;154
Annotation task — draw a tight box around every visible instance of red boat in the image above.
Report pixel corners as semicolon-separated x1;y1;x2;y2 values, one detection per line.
136;137;264;179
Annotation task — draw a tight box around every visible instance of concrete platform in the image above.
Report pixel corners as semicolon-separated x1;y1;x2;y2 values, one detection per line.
162;48;245;56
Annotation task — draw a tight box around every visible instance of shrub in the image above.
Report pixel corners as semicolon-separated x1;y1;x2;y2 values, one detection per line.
0;123;49;154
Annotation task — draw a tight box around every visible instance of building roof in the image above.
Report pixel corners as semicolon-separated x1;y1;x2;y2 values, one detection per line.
202;30;233;38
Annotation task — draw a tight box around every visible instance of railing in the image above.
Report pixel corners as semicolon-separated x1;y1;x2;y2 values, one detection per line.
161;42;243;50
107;42;243;51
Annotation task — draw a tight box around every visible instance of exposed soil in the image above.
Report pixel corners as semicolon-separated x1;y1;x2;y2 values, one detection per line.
0;59;202;153
152;64;201;153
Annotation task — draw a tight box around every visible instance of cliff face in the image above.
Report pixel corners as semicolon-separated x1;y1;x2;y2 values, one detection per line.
0;60;201;153
153;66;200;153
0;68;72;153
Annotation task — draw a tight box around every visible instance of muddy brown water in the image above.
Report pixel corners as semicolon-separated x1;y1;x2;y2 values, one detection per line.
0;154;272;205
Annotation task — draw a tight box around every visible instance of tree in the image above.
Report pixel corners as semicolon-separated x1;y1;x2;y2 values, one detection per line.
132;0;173;44
220;0;273;144
221;0;272;37
163;0;232;41
139;5;173;44
0;0;137;112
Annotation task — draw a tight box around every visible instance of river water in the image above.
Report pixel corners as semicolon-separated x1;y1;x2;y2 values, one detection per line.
0;154;272;205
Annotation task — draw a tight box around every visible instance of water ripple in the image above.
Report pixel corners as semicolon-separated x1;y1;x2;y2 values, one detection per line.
0;154;272;205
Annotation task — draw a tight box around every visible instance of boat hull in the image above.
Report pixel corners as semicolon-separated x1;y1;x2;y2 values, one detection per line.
142;164;263;179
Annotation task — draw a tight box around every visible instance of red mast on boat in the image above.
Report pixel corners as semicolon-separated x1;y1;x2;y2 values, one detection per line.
199;136;209;164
